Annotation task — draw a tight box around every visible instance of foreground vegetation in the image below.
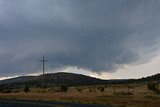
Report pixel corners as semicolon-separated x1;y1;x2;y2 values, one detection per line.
0;83;159;107
0;73;159;107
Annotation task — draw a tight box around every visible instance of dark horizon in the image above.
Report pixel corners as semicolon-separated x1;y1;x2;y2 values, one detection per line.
0;71;159;81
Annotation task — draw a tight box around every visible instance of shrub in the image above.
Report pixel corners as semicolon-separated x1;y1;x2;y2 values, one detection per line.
12;89;20;93
0;88;4;93
97;86;100;90
77;88;82;92
89;89;92;92
24;85;30;93
147;82;159;92
105;84;108;88
100;86;105;92
113;91;133;96
61;85;68;92
145;95;160;100
3;89;12;93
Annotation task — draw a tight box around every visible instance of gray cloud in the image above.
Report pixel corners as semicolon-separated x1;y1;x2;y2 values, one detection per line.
0;0;160;76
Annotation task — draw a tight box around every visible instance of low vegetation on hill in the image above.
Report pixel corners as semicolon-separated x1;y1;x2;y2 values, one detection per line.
0;72;107;89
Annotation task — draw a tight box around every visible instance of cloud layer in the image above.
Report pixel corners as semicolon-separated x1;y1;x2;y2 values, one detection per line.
0;0;160;76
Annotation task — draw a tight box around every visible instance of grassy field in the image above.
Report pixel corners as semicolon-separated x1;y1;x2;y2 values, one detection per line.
0;84;159;107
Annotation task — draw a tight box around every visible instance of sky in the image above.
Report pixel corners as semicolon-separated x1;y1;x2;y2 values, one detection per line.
0;0;160;80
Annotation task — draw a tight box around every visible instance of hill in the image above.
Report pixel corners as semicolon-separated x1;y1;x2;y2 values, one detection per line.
0;72;107;89
0;72;159;89
138;73;160;82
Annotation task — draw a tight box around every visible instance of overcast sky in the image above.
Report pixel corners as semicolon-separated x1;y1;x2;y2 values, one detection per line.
0;0;160;79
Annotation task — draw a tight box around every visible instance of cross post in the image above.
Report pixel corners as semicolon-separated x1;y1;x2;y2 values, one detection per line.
39;56;48;75
39;56;48;88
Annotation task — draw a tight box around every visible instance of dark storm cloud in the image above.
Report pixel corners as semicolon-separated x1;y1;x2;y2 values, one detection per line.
0;0;160;76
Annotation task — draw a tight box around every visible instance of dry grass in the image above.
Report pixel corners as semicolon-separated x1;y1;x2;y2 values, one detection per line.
0;84;159;107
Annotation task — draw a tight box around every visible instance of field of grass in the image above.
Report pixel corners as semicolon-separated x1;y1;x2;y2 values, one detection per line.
0;84;159;107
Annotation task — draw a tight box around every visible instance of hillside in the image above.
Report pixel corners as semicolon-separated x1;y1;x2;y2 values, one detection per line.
0;72;159;89
0;72;107;88
138;73;160;82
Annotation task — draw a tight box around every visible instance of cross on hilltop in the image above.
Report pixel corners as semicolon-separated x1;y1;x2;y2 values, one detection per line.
39;56;48;75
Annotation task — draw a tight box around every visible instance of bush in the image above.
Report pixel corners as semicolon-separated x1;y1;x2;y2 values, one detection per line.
0;88;4;93
113;91;133;96
89;89;92;92
97;86;100;90
24;85;30;93
61;85;68;92
147;82;159;92
105;84;108;88
100;87;105;92
3;89;12;93
77;88;82;92
12;89;20;93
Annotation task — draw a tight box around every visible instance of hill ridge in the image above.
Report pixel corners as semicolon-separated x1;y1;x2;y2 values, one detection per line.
0;72;159;89
0;72;106;87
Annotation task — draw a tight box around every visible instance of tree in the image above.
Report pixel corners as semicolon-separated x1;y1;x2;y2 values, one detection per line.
61;85;68;92
100;86;105;92
24;85;30;93
147;82;159;92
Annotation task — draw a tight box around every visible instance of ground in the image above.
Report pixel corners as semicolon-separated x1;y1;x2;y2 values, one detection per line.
0;84;159;107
